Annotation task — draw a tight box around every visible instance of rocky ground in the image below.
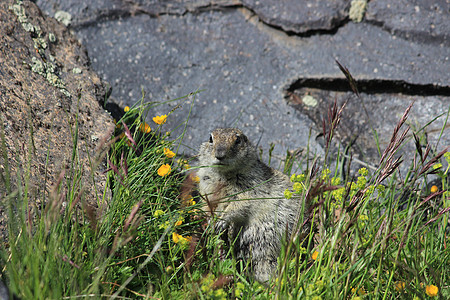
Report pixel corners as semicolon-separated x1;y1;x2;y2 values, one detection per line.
34;0;449;173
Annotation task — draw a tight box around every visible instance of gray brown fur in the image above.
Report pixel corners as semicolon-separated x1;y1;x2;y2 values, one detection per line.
197;128;303;283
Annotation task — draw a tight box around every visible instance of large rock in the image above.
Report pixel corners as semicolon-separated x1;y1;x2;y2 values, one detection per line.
34;0;449;173
0;0;114;235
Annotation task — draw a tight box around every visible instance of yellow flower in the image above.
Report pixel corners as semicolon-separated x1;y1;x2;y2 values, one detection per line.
153;114;167;125
312;251;319;260
157;164;171;177
163;147;176;158
139;122;151;133
430;185;438;193
193;176;200;183
359;214;369;221
124;106;130;112
175;216;184;226
425;285;438;297
153;210;165;217
172;232;182;243
159;221;169;230
358;167;368;176
395;281;405;291
172;232;191;246
284;189;292;199
293;182;303;192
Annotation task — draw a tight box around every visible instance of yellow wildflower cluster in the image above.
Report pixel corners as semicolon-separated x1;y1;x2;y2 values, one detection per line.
139;122;151;133
351;287;366;296
177;158;190;170
321;168;331;180
175;216;184;227
430;185;438;193
172;232;191;246
285;173;307;199
153;114;167;125
293;182;303;192
284;189;293;199
290;173;306;183
425;285;438;297
199;273;228;299
394;281;405;292
163;147;176;158
153;209;165;218
234;282;245;297
157;164;171;177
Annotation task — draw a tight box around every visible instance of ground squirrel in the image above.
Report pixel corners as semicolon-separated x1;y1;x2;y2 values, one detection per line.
197;128;305;283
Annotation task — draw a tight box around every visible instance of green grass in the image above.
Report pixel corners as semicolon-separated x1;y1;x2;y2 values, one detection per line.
0;92;449;299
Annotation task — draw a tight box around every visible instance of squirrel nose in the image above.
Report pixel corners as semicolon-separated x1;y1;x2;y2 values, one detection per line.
215;147;227;160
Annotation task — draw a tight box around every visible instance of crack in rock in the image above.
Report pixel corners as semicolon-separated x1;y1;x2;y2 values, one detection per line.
285;78;450;97
71;0;242;29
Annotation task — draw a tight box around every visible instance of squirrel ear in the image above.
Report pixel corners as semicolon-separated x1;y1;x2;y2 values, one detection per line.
209;134;213;143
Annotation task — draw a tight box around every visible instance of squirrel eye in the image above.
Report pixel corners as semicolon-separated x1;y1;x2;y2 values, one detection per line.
235;135;241;144
209;134;213;143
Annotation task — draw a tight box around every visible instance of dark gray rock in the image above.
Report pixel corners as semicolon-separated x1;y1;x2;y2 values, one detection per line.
35;0;450;172
242;0;350;34
366;0;450;46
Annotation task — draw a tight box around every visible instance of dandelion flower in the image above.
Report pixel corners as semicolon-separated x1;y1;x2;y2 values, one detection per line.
157;164;171;177
124;106;130;112
425;285;438;297
153;114;167;125
430;185;438;193
139;122;151;133
312;251;319;260
193;175;200;183
164;147;176;158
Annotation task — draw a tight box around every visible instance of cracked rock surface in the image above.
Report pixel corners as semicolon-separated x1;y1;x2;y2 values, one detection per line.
36;0;449;172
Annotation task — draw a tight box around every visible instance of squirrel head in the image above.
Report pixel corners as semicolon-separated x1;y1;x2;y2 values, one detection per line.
200;128;256;173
